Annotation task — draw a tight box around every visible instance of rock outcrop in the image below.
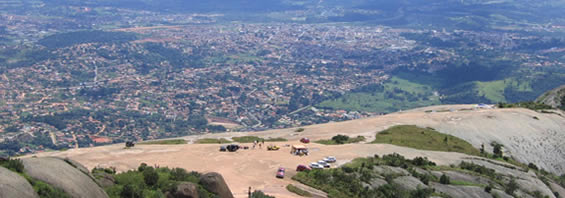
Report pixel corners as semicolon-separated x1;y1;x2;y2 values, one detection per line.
536;85;565;109
0;166;38;198
392;176;427;191
172;182;199;198
199;172;234;198
22;157;109;198
431;183;511;198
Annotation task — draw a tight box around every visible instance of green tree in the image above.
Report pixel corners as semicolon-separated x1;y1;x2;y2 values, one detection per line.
492;142;503;158
440;174;450;184
332;134;350;144
143;167;159;186
121;184;142;198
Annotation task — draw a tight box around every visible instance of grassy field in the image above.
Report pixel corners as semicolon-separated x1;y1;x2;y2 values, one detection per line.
194;138;232;144
232;136;287;143
286;184;312;197
316;76;441;113
138;139;186;145
475;78;533;102
371;125;481;156
315;135;366;145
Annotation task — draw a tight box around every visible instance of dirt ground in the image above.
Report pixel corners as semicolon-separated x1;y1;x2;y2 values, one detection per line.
26;105;565;197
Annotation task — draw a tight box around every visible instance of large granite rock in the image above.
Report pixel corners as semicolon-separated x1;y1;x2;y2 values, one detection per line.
430;182;511;198
199;172;234;198
392;176;427;191
22;157;109;198
173;182;199;198
373;165;410;176
0;166;39;198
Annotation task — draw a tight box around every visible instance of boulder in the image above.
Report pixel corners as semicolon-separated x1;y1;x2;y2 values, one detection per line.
368;177;388;189
199;172;233;198
431;182;506;198
0;166;39;198
22;157;109;198
515;177;556;198
174;182;199;198
392;176;427;191
373;165;410;176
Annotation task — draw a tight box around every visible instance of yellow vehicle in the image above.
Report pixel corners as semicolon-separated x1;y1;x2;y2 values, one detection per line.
267;145;280;151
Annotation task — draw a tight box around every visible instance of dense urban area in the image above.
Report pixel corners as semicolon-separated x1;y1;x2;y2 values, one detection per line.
1;0;565;156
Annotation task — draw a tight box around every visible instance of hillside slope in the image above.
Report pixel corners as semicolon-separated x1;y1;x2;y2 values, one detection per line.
537;85;565;110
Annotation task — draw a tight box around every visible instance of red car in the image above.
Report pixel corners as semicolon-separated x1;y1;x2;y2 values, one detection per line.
296;164;311;172
276;167;285;178
300;138;310;143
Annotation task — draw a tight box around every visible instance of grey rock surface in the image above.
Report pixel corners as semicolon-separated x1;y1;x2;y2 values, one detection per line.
431;170;490;185
430;183;493;198
199;172;234;198
392;176;426;191
22;157;108;198
174;182;199;198
368;177;388;189
373;165;410;176
0;166;39;198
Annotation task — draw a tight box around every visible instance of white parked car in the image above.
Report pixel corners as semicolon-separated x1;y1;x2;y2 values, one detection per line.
309;162;323;169
318;160;330;168
324;156;337;163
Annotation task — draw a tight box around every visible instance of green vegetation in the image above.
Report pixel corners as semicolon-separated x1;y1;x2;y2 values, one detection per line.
497;101;554;111
195;138;232;144
138;139;186;145
292;153;437;198
315;135;366;145
26;175;71;198
439;174;450;184
317;76;441;113
38;31;137;49
371;125;481;156
232;136;287;143
0;157;24;173
295;128;305;132
286;184;312;197
251;190;275;198
100;163;216;198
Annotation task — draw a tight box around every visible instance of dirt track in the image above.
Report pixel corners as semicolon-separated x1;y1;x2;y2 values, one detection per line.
27;105;565;197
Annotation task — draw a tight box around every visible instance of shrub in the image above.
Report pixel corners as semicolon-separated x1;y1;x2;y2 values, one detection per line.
492;142;503;158
528;163;539;171
286;184;312;197
142;167;159;186
331;134;350;144
121;184;142;198
412;157;436;167
251;190;275;198
505;179;519;195
138;163;148;172
410;188;435;198
460;161;496;176
485;185;492;193
440;174;450;184
0;157;24;173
